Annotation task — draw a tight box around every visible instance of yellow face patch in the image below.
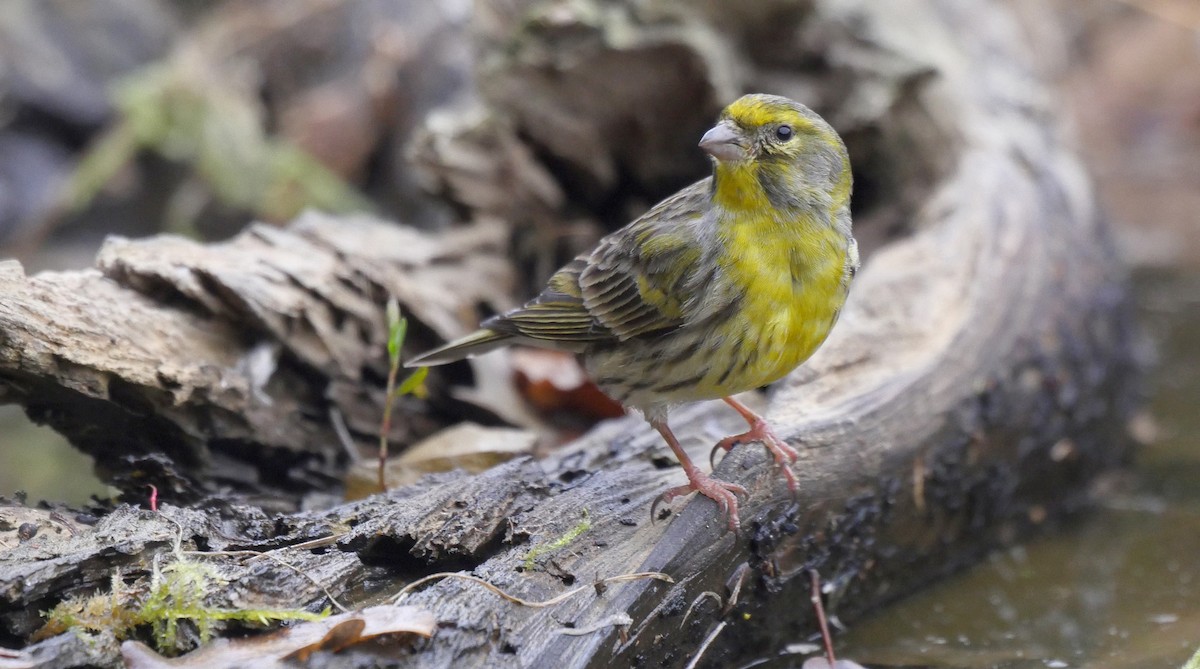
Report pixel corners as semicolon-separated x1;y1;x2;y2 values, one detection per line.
722;97;816;137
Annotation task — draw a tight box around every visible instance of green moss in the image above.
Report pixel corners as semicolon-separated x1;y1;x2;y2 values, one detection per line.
38;572;140;642
38;555;327;654
522;509;591;571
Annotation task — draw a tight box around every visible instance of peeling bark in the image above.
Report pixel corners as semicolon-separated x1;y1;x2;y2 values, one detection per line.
0;214;515;508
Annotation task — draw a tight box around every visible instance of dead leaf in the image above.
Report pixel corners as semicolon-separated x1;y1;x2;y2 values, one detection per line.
282;618;365;661
120;605;435;669
510;348;625;420
344;422;537;497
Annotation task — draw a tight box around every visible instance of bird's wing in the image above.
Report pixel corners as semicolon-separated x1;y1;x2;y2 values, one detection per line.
485;179;710;344
485;257;613;342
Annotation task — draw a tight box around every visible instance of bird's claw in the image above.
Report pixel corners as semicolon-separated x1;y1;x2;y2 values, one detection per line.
650;474;748;534
710;420;801;496
709;435;738;470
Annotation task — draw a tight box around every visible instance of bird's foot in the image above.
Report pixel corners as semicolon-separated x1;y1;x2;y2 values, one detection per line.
710;419;800;495
651;471;748;533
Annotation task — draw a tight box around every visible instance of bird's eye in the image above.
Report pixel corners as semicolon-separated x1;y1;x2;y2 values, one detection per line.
775;125;794;141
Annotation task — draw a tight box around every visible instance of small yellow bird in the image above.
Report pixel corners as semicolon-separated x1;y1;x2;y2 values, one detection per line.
408;94;857;533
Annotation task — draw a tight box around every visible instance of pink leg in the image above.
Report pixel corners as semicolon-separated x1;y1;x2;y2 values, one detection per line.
650;419;747;533
710;396;800;495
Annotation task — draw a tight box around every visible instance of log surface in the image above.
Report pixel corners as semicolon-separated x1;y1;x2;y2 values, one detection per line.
0;0;1138;667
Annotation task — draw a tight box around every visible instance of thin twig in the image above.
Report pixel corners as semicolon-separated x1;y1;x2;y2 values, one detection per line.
48;511;78;536
392;571;673;608
378;373;400;493
182;548;349;613
724;561;750;614
555;613;633;636
378;297;403;492
683;620;727;669
912;453;927;513
157;513;349;613
329;406;360;464
286;535;343;551
681;591;723;629
809;569;837;666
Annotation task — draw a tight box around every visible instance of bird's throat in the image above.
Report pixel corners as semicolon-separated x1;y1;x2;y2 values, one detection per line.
711;161;772;214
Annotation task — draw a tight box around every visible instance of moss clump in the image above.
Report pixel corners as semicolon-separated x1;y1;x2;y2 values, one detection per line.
38;555;327;654
522;509;591;571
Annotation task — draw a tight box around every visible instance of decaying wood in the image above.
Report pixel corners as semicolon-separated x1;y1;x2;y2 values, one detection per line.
0;0;1138;668
0;214;515;508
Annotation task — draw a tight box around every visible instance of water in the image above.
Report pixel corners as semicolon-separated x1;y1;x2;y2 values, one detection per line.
835;270;1200;669
0;405;110;505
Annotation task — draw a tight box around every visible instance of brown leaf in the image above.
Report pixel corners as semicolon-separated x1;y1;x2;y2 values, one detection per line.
282;618;366;662
345;422;536;497
121;605;435;669
510;348;625;420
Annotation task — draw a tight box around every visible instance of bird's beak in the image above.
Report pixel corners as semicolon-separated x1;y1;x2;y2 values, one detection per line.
699;121;746;162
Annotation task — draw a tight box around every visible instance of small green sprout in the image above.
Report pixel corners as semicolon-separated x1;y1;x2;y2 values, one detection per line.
379;297;429;491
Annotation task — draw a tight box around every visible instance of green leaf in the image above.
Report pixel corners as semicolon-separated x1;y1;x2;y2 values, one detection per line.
394;366;429;398
386;298;406;364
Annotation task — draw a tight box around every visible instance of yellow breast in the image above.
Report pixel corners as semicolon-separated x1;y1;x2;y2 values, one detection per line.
700;212;850;395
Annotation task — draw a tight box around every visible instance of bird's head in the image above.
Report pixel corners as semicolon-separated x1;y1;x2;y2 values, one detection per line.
700;94;851;215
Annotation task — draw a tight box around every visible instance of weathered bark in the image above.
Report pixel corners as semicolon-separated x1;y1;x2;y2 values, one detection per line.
0;0;1138;668
0;214;515;509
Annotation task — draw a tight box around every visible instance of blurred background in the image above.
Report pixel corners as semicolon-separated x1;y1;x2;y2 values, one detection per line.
0;0;1196;667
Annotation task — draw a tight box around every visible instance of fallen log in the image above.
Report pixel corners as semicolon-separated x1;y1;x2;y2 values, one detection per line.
0;0;1138;667
0;215;516;509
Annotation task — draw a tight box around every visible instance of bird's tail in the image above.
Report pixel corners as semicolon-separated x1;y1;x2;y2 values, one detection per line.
405;329;512;367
